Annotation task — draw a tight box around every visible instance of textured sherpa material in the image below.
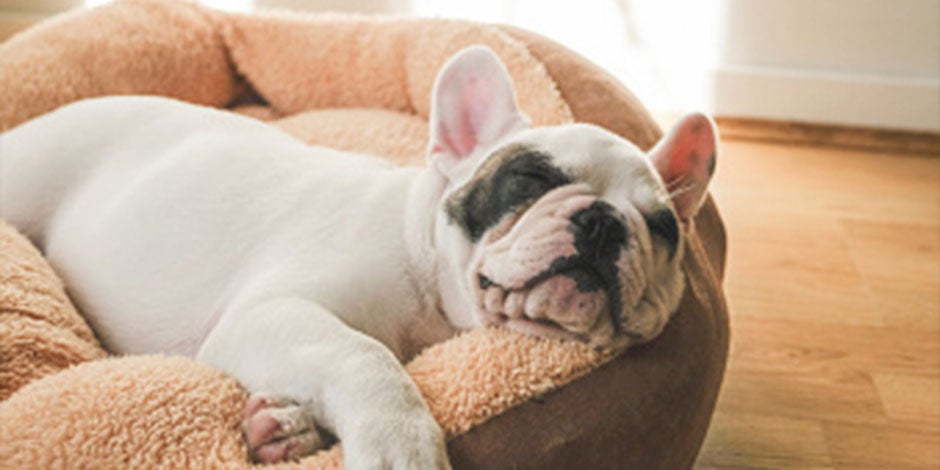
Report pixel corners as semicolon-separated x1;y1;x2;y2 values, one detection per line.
0;221;106;402
0;0;728;468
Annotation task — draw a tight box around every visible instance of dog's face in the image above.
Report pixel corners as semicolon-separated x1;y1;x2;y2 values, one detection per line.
427;47;717;350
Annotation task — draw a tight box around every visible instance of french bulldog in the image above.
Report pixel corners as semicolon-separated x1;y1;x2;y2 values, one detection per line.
0;46;717;468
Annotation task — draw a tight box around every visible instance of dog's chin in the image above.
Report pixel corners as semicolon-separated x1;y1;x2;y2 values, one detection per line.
475;266;618;347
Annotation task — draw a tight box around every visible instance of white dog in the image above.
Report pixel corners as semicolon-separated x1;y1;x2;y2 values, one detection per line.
0;46;717;468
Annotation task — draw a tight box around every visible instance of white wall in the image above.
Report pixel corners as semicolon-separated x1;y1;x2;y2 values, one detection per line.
409;0;724;115
413;0;940;132
712;0;940;131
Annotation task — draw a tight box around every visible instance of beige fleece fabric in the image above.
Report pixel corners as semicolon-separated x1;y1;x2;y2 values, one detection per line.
0;221;106;402
0;1;632;468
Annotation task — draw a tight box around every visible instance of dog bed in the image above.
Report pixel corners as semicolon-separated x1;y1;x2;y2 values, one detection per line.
0;0;730;468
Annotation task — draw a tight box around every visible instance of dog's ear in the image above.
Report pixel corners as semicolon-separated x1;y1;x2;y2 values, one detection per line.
648;113;719;223
428;46;529;179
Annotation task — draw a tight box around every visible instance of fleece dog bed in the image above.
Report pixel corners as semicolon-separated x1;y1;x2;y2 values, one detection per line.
0;0;730;468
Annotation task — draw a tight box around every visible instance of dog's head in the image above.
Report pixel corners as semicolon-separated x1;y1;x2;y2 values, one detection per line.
428;47;717;350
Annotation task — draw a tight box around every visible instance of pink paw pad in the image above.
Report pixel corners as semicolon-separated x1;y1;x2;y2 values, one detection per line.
242;393;325;464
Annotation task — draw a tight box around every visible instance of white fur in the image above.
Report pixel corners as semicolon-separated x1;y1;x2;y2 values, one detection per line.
0;47;716;467
2;96;453;468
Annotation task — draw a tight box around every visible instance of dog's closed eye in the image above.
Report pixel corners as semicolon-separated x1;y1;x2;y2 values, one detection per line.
504;169;553;199
643;208;680;259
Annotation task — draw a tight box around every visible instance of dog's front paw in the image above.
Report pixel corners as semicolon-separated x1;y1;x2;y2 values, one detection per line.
344;414;451;470
242;393;327;463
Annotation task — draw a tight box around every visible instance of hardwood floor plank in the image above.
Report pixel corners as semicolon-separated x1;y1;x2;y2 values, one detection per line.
872;374;940;432
710;141;940;225
823;421;940;470
843;219;940;331
715;368;886;425
728;317;939;380
697;412;834;469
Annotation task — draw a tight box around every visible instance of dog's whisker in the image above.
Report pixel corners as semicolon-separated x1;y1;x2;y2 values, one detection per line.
668;183;698;200
665;174;690;191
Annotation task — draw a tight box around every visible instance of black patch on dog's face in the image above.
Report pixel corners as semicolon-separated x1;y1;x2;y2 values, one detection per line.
446;145;572;241
643;208;679;259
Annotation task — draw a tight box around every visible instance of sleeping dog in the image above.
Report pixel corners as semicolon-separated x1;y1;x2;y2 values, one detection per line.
0;46;717;468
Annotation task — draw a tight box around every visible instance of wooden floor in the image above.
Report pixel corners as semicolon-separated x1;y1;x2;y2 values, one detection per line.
694;136;940;469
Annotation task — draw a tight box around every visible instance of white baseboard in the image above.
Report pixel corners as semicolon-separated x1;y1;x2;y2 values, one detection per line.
711;65;940;132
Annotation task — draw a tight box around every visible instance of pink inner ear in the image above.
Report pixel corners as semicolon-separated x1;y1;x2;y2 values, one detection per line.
445;82;494;157
650;113;717;221
428;46;526;176
662;115;715;182
437;108;476;158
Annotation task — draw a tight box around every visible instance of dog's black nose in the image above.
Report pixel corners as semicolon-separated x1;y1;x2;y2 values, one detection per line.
570;203;627;259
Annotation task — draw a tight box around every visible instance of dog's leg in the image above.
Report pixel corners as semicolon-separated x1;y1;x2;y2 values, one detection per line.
197;297;449;469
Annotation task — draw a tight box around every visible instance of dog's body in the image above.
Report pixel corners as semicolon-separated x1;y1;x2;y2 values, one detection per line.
0;48;717;468
3;95;455;361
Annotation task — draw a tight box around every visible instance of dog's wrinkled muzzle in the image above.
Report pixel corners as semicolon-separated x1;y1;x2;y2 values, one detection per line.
471;184;627;346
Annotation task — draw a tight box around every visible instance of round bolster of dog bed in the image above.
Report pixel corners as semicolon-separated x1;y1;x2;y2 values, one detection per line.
0;222;108;402
0;2;729;468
